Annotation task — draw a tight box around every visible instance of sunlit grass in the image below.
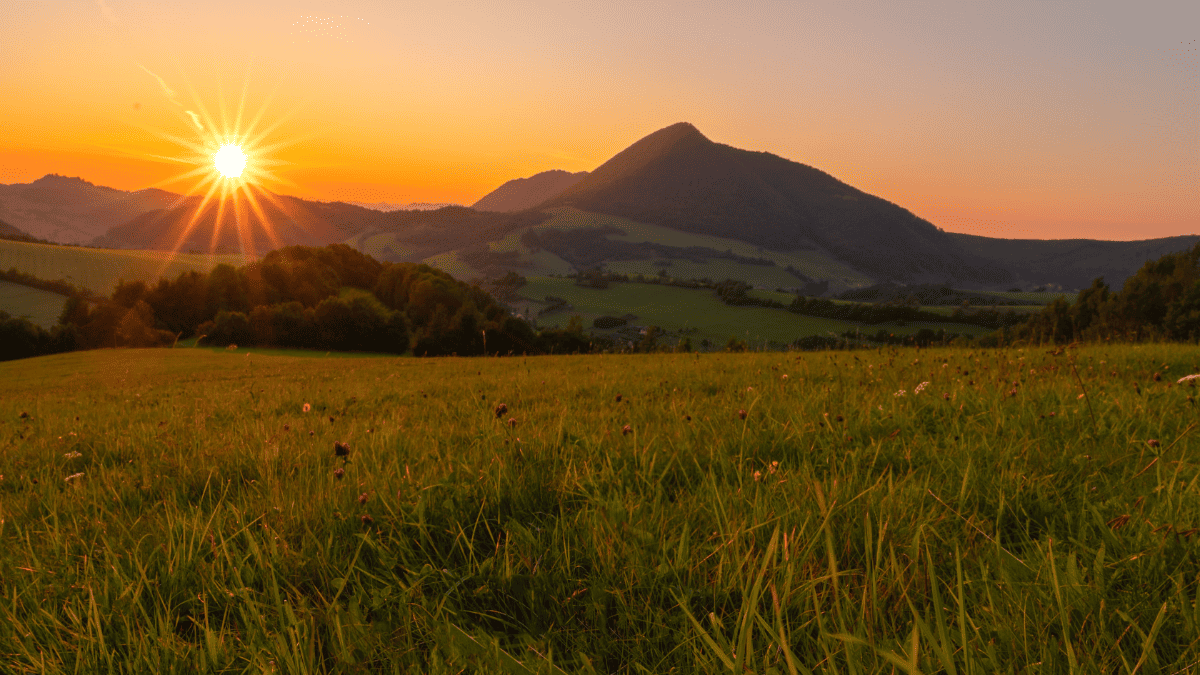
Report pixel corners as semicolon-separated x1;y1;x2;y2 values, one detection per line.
1;344;1198;672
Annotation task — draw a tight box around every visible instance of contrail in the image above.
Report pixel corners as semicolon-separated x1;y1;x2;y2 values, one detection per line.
138;63;180;105
138;63;205;131
96;0;118;25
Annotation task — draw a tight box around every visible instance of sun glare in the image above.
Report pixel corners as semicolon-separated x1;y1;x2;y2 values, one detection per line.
138;69;311;263
214;144;247;178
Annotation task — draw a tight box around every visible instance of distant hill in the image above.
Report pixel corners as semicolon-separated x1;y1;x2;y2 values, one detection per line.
346;201;460;212
0;174;181;244
473;170;588;212
94;192;398;253
544;123;1012;285
95;190;548;260
949;232;1200;292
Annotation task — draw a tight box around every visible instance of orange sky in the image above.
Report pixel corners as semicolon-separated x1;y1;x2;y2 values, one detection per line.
0;1;1194;241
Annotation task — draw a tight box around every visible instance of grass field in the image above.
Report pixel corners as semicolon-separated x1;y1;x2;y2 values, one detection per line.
0;280;67;328
517;277;994;347
0;240;247;296
2;344;1197;671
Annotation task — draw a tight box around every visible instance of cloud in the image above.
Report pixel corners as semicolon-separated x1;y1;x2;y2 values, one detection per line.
96;0;118;25
184;110;204;131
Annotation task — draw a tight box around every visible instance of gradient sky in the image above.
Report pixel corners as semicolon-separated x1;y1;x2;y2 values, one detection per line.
1;1;1195;240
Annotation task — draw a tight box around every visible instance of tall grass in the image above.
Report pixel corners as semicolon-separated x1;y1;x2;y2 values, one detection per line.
1;344;1198;672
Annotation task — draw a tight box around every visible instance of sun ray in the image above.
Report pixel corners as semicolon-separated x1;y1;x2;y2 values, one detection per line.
242;185;285;252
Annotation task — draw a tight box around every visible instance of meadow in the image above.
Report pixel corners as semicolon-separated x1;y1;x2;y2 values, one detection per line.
1;343;1198;673
0;240;247;296
515;277;996;347
0;280;67;329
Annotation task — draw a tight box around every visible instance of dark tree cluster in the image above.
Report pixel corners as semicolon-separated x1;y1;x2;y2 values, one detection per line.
9;244;578;358
1013;243;1200;344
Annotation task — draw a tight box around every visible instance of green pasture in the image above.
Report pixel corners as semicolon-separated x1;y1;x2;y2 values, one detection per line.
976;289;1074;304
417;208;873;293
0;240;247;296
0;280;68;329
517;276;991;346
2;344;1199;671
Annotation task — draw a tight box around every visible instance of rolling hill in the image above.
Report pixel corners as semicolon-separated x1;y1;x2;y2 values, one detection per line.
472;170;588;212
0;174;181;244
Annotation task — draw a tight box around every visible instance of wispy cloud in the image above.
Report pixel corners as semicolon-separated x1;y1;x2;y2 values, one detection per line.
184;110;204;131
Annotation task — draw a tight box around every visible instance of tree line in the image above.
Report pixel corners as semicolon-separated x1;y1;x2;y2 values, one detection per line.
1;245;595;361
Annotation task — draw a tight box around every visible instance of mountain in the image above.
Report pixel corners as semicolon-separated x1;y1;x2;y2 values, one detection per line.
544;123;1012;285
347;201;460;212
473;170;588;212
949;232;1200;292
0;175;181;244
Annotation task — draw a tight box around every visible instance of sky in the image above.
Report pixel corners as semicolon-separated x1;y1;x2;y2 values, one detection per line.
0;0;1195;241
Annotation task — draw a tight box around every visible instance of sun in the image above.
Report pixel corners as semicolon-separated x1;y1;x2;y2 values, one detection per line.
214;144;247;178
135;68;312;261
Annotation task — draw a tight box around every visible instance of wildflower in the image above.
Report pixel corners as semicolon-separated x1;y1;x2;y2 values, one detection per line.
781;374;789;380
508;418;518;428
753;471;762;482
309;430;315;437
614;394;622;402
495;403;508;418
334;467;345;480
622;424;632;436
334;441;350;458
65;472;84;483
283;425;290;431
1177;374;1200;384
63;451;82;460
19;412;29;420
768;461;779;474
1153;373;1162;382
738;409;747;420
361;514;374;526
358;492;369;505
1147;439;1161;448
894;390;906;397
942;392;950;400
302;403;311;413
914;381;930;394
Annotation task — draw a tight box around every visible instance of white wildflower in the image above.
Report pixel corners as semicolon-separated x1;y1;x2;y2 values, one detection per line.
1177;374;1200;384
63;451;82;460
894;390;907;397
914;381;930;394
65;472;84;482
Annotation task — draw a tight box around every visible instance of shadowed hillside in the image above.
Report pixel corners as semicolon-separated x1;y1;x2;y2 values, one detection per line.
0;175;181;244
0;217;37;242
473;170;588;212
545;123;1012;285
